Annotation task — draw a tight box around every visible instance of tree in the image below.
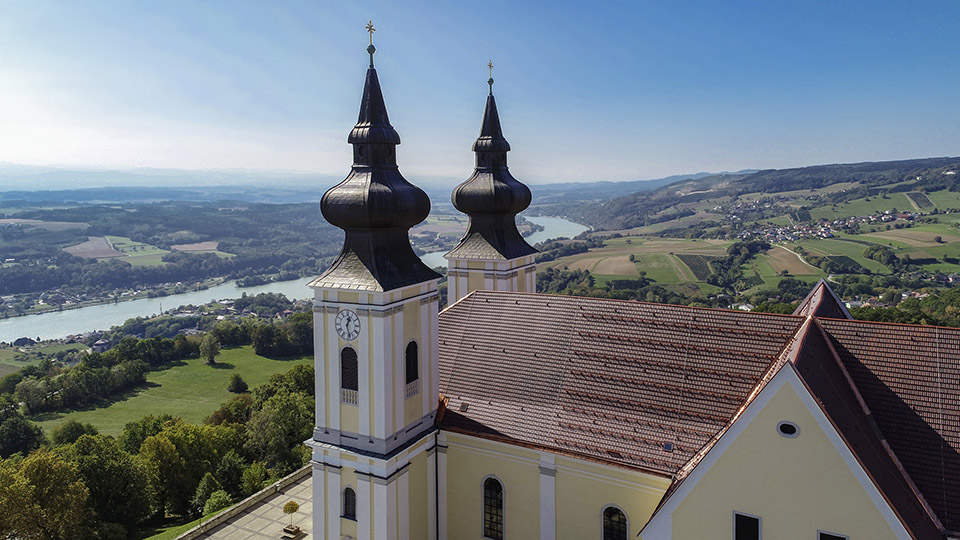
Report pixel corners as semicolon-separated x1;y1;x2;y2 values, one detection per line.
241;461;269;496
283;500;300;526
16;449;91;540
119;414;173;454
215;449;246;496
203;489;232;514
244;390;313;471
0;416;45;458
199;334;221;365
67;434;153;531
139;434;187;517
227;374;248;393
191;472;222;513
935;235;944;243
51;420;98;446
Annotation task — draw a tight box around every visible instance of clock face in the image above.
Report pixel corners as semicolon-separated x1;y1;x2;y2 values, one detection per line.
335;309;361;341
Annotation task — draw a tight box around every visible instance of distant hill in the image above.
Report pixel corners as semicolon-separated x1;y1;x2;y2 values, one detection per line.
574;156;960;230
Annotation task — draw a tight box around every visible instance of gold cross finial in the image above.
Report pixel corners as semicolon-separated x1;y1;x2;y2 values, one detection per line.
488;60;494;78
365;20;376;45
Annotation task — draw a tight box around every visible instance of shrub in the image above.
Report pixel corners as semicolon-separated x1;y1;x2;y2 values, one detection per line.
227;374;248;394
203;490;233;514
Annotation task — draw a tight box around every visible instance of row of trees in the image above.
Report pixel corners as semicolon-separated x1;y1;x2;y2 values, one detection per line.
0;363;314;540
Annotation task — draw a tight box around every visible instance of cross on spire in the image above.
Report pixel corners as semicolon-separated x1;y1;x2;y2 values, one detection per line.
365;20;376;45
365;20;377;67
487;59;494;94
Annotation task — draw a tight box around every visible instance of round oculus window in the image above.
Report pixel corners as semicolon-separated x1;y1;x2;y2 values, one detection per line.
777;421;799;438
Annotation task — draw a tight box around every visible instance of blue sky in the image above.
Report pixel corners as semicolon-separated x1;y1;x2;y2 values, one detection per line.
0;0;958;184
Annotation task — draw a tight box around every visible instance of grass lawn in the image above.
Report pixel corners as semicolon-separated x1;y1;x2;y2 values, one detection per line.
32;346;311;437
925;189;960;209
138;507;229;540
123;253;170;267
808;193;913;221
786;238;891;274
0;343;87;378
105;235;170;267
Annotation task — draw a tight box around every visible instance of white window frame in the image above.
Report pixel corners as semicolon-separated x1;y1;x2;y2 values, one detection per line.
481;474;505;540
600;504;630;540
732;511;762;540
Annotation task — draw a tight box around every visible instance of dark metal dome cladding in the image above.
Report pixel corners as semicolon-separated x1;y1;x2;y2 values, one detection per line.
315;42;440;291
447;76;537;260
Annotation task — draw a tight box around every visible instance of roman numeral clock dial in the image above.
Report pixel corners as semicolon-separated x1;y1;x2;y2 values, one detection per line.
335;309;361;341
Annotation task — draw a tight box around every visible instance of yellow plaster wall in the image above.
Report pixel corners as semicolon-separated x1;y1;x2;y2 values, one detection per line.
663;382;902;540
445;434;541;540
555;457;670;540
340;401;359;433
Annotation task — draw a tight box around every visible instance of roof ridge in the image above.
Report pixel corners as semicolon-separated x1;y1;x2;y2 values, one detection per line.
469;289;806;319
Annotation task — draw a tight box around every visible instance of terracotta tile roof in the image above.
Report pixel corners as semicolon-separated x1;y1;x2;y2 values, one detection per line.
794;320;942;538
792;278;853;319
820;318;960;535
438;291;804;475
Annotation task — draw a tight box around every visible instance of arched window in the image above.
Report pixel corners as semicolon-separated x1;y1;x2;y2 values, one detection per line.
342;486;356;520
602;506;627;540
405;341;419;390
405;341;419;384
483;477;503;540
341;347;358;404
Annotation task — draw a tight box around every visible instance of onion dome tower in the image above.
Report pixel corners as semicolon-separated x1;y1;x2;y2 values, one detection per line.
312;36;440;292
308;23;442;540
444;62;538;304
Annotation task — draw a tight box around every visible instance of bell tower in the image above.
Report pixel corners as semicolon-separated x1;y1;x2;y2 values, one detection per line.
308;23;442;540
445;64;538;304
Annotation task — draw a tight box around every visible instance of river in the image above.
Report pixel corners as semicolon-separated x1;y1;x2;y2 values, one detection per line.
0;216;588;342
419;215;589;269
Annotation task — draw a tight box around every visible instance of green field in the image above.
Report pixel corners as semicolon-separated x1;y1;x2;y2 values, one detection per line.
105;235;171;266
0;343;87;378
808;193;914;221
32;346;312;436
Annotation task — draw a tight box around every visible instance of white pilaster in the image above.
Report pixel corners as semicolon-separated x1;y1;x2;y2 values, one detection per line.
398;469;410;540
393;308;404;433
374;479;389;540
438;441;448;540
374;312;390;440
421;298;430;416
314;309;326;431
358;474;372;540
326;467;341;540
426;446;437;540
429;297;439;409
539;454;556;540
387;476;398;540
312;462;326;540
327;309;340;431
362;312;375;437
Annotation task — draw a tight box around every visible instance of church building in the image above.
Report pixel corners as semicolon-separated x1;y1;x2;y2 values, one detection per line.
305;31;960;540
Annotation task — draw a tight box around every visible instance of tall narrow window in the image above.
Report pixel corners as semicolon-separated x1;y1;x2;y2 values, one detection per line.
405;341;420;397
602;506;627;540
342;487;356;520
341;347;358;404
734;512;760;540
483;477;503;540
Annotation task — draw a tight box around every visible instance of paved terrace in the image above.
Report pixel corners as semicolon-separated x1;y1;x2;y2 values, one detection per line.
178;468;314;540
